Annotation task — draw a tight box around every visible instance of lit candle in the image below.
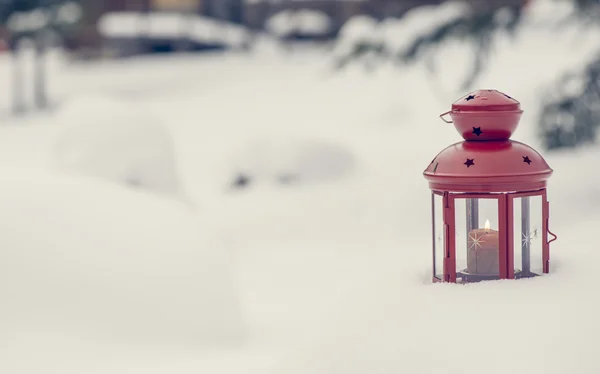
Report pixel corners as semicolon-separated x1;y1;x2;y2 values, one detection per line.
467;219;500;276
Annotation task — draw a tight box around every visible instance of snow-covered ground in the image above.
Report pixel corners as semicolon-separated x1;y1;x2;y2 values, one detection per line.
1;1;600;373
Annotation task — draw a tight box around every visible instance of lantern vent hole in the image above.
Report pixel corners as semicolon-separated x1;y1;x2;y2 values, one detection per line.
472;127;483;136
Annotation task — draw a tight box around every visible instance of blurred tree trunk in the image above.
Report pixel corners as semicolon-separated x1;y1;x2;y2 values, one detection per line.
34;31;47;109
11;44;25;114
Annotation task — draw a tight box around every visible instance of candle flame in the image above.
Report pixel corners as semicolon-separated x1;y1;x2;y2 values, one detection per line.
484;219;491;230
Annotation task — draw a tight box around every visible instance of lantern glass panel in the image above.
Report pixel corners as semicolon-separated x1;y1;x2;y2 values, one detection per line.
512;196;544;278
455;197;501;282
433;193;444;280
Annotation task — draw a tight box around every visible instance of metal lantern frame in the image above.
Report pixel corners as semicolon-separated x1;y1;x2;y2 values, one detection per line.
424;89;558;284
430;189;557;283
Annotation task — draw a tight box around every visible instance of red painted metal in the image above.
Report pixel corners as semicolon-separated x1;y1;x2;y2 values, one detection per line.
424;140;553;193
451;89;521;112
443;192;455;283
447;89;523;141
506;189;547;279
506;189;547;198
498;194;509;279
448;193;507;282
431;193;438;280
506;193;515;279
425;89;556;283
543;194;550;273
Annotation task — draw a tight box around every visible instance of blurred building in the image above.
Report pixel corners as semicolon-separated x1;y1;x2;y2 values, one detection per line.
0;23;7;41
204;0;244;24
152;0;203;12
0;29;7;52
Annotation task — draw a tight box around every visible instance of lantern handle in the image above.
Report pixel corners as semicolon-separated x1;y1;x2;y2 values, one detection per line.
439;110;453;123
547;227;557;244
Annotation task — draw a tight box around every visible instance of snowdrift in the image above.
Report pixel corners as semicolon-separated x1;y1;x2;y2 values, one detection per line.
53;95;186;201
0;166;243;345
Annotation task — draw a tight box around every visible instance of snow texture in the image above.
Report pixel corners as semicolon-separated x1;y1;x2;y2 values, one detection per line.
0;166;243;349
230;137;356;186
53;95;185;200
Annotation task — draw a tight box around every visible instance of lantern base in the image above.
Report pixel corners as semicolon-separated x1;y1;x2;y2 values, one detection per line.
457;269;540;282
457;270;500;283
458;269;531;283
514;270;540;279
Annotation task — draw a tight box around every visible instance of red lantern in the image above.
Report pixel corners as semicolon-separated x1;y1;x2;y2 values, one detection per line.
424;89;558;283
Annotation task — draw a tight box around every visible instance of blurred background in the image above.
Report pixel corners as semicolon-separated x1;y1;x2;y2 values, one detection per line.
0;1;600;374
1;0;599;149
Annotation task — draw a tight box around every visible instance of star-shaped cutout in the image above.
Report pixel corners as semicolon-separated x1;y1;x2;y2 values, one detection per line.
523;156;532;165
464;158;475;168
472;127;483;136
465;95;476;101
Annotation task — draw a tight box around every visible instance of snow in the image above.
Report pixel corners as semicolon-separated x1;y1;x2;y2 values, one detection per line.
0;0;600;373
56;2;83;25
98;12;248;48
333;1;471;59
377;1;472;54
265;10;332;37
230;137;357;186
6;9;51;33
53;95;185;200
0;166;242;343
333;15;379;56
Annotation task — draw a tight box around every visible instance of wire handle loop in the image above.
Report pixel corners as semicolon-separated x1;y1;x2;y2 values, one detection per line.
439;111;453;123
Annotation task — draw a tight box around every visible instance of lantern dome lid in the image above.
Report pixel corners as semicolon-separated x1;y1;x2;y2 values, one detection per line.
452;89;521;112
424;140;553;193
441;89;524;141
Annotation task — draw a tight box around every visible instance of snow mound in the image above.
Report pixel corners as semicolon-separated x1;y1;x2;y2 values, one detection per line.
53;96;185;200
332;15;380;58
266;10;332;38
229;138;357;187
337;15;379;43
98;12;248;48
0;166;243;344
523;0;577;26
333;1;470;61
378;1;471;55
